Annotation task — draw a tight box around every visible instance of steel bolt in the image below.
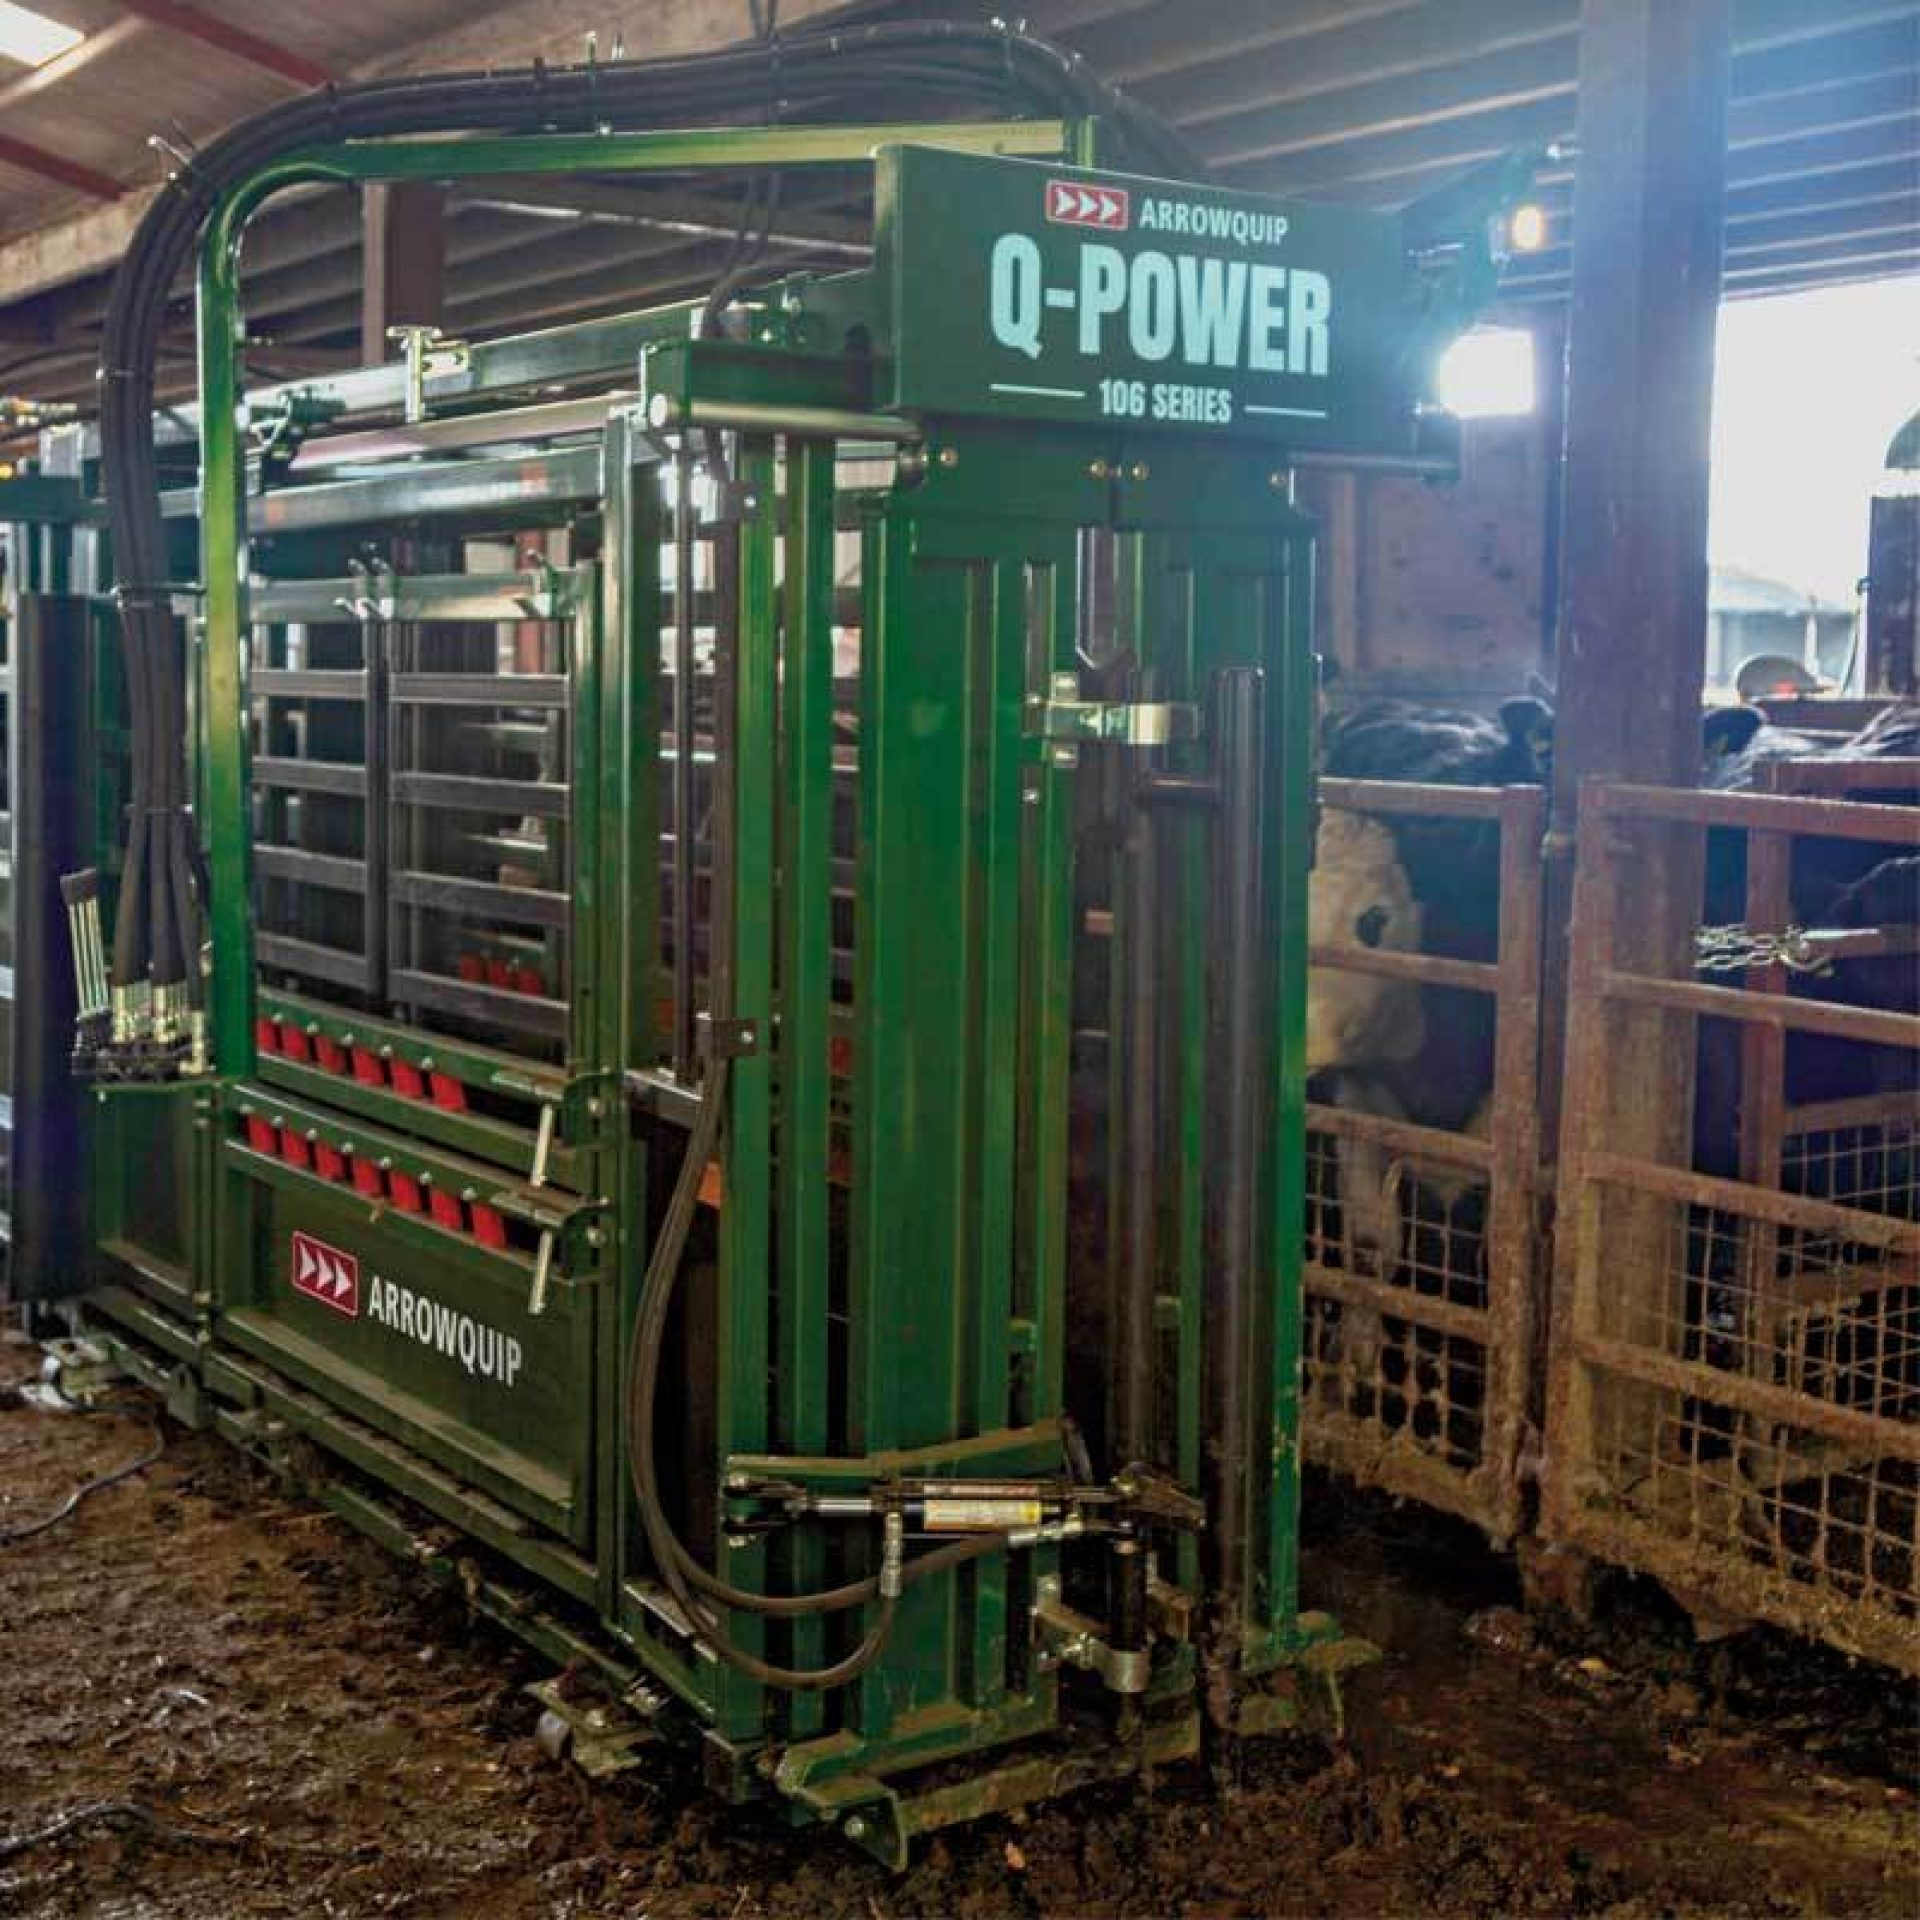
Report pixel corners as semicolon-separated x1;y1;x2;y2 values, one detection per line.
1128;461;1151;482
1087;458;1113;481
846;1816;869;1841
936;446;960;469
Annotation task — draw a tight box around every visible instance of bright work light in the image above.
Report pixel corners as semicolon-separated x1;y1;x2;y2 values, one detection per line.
1508;202;1549;253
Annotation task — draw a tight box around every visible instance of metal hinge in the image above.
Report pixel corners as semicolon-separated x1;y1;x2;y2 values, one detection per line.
698;1012;763;1060
1032;1573;1150;1694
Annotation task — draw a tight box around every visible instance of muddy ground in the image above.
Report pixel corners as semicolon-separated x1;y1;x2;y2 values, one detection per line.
1;1330;1914;1919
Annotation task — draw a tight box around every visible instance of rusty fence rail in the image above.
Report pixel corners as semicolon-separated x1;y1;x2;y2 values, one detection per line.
1304;776;1545;1541
1545;776;1920;1671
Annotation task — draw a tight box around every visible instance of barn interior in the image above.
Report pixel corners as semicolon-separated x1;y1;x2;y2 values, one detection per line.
0;3;1915;1915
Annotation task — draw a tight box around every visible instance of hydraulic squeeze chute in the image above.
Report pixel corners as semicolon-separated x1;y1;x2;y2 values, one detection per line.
7;35;1529;1865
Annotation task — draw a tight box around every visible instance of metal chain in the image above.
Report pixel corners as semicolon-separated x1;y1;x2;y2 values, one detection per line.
1694;923;1836;976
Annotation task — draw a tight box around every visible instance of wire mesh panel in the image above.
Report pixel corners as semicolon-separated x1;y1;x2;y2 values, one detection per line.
1302;780;1544;1541
1547;778;1920;1672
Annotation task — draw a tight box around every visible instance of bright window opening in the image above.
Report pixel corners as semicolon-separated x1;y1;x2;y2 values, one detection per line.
1708;275;1920;692
1437;326;1537;419
0;2;82;68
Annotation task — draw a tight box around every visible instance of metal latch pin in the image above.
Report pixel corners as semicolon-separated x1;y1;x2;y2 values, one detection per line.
528;1230;555;1318
526;1102;558;1316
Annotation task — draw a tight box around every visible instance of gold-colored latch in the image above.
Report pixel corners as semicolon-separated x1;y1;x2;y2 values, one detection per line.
1028;671;1200;758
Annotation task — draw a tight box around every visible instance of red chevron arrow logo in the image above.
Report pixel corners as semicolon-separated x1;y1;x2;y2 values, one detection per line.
291;1230;360;1318
1045;179;1130;231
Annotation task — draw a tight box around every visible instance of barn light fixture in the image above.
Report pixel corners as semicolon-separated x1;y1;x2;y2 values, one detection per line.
1438;326;1537;419
0;1;82;67
1507;202;1549;253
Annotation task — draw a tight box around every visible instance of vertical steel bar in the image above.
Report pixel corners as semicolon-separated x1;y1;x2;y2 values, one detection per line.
957;550;1047;1711
778;438;835;1731
1162;541;1208;1600
1111;679;1161;1473
670;434;698;1077
1202;665;1264;1675
972;558;1027;1441
599;410;643;1624
567;568;601;1070
1260;541;1314;1628
712;439;773;1735
1022;557;1079;1435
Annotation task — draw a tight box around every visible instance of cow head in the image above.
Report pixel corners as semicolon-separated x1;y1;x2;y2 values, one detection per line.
1496;695;1554;785
1703;704;1767;773
1307;809;1426;1073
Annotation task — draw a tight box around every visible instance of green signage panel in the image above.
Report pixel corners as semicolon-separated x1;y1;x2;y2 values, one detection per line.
877;146;1419;448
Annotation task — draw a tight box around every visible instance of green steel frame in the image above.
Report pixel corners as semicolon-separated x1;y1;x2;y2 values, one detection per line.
0;114;1501;1862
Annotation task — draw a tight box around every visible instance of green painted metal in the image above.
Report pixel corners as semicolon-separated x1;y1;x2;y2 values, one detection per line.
777;439;837;1737
716;437;780;1737
875;146;1414;449
5;120;1514;1858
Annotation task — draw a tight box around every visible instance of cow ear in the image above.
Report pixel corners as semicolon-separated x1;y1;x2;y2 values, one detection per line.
1498;695;1553;769
1703;705;1764;762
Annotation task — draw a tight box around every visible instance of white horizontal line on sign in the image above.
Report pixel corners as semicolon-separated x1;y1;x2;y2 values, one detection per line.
990;382;1089;399
1244;404;1330;419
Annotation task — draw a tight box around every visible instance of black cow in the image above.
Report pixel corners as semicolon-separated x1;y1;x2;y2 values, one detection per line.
1310;695;1917;1313
1704;701;1920;793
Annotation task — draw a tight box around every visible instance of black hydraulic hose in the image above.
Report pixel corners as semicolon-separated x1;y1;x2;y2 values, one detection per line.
619;1048;1004;1690
97;24;1194;999
0;1422;165;1546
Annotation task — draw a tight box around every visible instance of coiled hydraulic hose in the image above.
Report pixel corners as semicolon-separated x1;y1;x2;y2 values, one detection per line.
97;22;1195;1021
620;1050;1009;1690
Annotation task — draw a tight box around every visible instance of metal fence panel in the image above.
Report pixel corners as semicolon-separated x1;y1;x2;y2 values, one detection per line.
1545;776;1920;1672
1304;778;1544;1542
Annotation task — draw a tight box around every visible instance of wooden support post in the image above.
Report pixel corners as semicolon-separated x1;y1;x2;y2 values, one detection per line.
1542;0;1732;1145
1541;0;1732;1539
360;183;447;366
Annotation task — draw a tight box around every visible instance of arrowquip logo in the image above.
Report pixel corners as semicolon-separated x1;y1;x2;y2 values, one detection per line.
1046;178;1129;231
291;1231;360;1318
